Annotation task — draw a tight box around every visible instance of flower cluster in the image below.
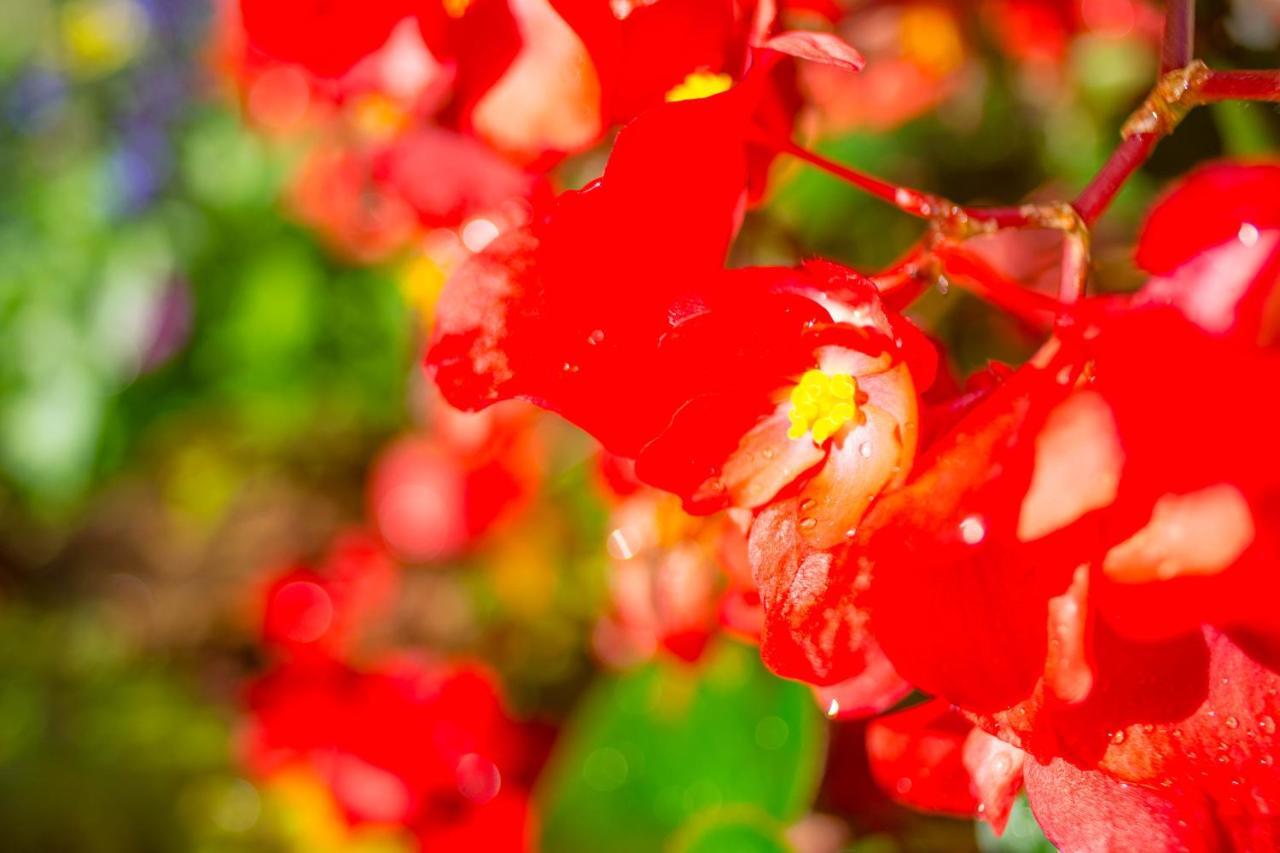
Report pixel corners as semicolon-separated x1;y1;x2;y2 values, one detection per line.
419;3;1280;846
243;532;540;849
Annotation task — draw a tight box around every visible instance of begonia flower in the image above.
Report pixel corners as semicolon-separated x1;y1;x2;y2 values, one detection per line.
428;78;927;697
848;162;1280;844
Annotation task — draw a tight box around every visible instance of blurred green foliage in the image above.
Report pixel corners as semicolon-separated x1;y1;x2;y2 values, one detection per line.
537;640;824;852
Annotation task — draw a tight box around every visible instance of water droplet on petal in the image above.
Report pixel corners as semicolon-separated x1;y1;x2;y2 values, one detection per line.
799;517;817;530
799;498;816;512
858;442;873;458
562;362;580;373
1239;223;1260;247
761;447;775;460
1112;730;1127;745
587;329;606;345
826;698;840;718
1259;716;1276;736
959;515;986;545
1226;716;1239;730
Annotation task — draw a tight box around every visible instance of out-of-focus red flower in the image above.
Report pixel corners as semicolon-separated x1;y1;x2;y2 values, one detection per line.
981;0;1161;67
288;141;419;264
369;398;543;563
258;531;399;658
853;163;1280;844
244;654;535;850
467;0;604;163
801;1;969;132
237;0;415;79
594;488;752;666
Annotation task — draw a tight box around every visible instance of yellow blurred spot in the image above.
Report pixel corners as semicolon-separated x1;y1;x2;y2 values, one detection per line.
61;0;148;77
490;534;556;619
399;253;448;324
444;0;475;18
265;771;411;853
350;93;409;140
786;370;858;445
665;70;733;103
899;5;965;78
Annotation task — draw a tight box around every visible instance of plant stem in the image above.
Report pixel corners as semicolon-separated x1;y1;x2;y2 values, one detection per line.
1161;0;1195;73
1072;133;1160;225
1199;70;1280;102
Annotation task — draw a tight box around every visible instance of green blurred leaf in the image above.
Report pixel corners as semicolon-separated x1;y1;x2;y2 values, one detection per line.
536;639;825;853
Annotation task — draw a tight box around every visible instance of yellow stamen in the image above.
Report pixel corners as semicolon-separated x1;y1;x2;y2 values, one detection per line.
665;70;733;103
787;370;858;445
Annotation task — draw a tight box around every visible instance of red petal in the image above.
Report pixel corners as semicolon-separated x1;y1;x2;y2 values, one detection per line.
863;366;1080;712
811;641;911;720
1135;162;1280;344
865;700;980;818
962;728;1027;833
239;0;410;78
1024;758;1221;852
761;30;865;71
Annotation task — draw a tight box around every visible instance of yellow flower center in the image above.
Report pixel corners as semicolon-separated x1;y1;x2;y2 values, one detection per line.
444;0;475;17
665;71;733;103
787;370;858;444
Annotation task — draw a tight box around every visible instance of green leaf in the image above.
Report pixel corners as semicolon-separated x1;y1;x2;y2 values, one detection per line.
536;639;825;853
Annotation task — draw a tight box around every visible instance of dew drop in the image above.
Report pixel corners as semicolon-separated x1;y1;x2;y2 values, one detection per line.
1261;755;1275;767
587;329;606;345
959;515;986;545
1217;754;1230;765
562;362;580;374
1259;716;1276;736
1111;730;1127;745
844;528;858;540
799;517;817;530
1239;222;1260;247
826;698;840;718
858;442;873;458
1226;716;1239;730
799;498;816;512
762;447;775;460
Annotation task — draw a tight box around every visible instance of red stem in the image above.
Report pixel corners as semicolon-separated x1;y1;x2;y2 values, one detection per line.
776;138;917;210
932;244;1076;327
1198;70;1280;102
1071;132;1159;225
778;139;1045;228
1161;0;1195;73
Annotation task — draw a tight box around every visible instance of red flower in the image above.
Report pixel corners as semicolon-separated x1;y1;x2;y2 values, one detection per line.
852;163;1280;843
428;80;929;699
369;397;543;563
237;0;416;80
243;654;535;849
258;531;398;658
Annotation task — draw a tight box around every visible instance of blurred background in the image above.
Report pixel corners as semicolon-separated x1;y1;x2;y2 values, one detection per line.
0;0;1277;850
